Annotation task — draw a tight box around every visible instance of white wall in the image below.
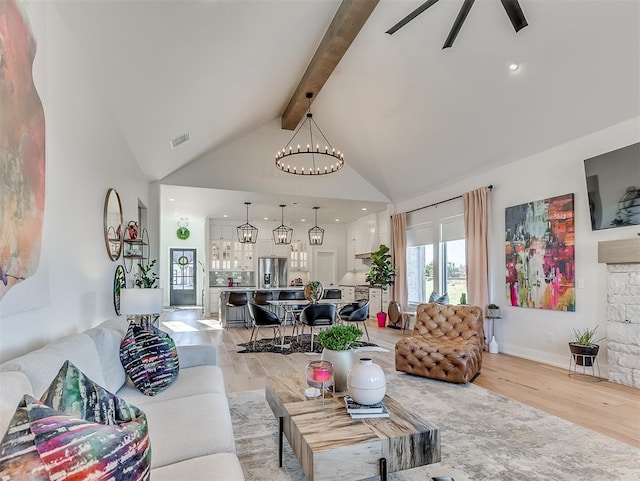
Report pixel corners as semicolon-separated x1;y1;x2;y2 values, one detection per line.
394;117;640;375
0;2;149;362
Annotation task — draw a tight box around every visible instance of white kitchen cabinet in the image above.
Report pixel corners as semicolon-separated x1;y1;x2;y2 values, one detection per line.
355;214;378;256
290;242;309;271
368;287;390;317
232;241;254;270
209;288;222;315
339;286;355;303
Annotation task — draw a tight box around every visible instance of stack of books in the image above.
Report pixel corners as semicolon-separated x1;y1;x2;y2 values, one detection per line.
344;395;390;419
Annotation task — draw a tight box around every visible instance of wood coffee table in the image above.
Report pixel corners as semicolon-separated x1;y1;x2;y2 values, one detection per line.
265;374;440;481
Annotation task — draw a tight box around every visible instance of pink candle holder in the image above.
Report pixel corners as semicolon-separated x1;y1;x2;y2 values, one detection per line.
305;360;334;403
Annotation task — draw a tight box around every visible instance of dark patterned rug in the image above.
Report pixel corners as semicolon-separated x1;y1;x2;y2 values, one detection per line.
236;334;384;355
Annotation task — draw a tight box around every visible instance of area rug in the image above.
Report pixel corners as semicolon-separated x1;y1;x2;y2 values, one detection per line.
236;334;387;355
228;374;640;481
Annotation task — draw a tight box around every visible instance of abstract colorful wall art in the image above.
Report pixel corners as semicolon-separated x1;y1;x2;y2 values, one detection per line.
0;0;46;302
505;193;575;311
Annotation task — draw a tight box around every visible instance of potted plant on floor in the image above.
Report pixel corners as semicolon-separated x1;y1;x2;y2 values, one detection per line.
569;325;605;366
318;324;363;393
366;244;397;328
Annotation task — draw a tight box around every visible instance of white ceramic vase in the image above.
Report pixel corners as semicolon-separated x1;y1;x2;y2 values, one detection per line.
347;357;386;406
321;348;354;393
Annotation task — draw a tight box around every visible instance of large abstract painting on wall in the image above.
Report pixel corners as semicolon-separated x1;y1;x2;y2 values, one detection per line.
505;193;575;311
0;0;46;302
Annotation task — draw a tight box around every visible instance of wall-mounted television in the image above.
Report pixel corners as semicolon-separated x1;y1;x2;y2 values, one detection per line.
583;142;640;230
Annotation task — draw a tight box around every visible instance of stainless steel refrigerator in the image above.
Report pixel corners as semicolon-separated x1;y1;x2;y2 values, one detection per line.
258;257;288;289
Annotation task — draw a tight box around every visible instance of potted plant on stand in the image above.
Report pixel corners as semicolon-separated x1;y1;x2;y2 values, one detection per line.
569;325;605;367
366;244;397;328
317;324;363;393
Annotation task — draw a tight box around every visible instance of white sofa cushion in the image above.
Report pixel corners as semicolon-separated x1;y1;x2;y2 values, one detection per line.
0;371;33;436
84;326;127;393
141;393;236;469
0;333;105;398
117;365;225;406
152;453;244;480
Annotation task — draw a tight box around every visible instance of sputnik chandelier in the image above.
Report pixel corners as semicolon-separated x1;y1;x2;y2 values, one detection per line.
275;92;344;176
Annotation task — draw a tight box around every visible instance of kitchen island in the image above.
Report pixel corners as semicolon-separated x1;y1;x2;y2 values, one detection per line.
215;287;305;327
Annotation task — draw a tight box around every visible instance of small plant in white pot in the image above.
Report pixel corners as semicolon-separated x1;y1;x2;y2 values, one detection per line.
569;325;606;366
317;324;363;393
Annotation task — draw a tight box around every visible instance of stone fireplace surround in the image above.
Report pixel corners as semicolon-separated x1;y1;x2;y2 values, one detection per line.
598;238;640;388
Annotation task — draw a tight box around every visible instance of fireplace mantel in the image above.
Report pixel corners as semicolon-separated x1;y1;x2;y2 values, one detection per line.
598;237;640;264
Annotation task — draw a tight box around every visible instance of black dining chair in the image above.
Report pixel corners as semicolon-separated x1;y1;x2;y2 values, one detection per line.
339;300;370;341
299;303;336;351
226;292;249;329
247;303;283;350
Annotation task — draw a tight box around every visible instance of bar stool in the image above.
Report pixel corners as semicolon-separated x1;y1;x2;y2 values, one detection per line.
226;292;249;328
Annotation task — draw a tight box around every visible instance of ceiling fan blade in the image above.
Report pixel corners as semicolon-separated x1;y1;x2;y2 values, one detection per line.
386;0;441;35
500;0;528;32
443;0;476;49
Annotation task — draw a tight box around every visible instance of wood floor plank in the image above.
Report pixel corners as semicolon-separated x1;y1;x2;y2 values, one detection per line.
160;307;640;448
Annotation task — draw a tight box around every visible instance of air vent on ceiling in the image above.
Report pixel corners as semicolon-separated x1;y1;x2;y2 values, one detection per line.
170;132;191;148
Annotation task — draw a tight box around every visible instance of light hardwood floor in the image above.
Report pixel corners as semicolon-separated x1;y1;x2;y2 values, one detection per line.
162;307;640;448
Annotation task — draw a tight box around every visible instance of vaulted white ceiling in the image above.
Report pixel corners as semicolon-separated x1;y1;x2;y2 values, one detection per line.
54;0;640;222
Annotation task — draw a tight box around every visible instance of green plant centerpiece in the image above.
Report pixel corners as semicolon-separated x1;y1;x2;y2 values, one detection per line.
135;259;159;288
317;324;363;351
318;324;363;393
569;325;606;367
304;280;324;303
366;244;397;325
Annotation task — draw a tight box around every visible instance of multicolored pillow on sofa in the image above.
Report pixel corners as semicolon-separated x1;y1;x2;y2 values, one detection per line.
119;321;179;396
0;394;150;481
41;360;142;426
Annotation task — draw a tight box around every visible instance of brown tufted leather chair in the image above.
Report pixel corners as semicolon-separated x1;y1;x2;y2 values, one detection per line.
395;303;484;384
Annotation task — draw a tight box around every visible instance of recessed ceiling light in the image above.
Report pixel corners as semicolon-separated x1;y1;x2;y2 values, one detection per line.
508;62;519;71
264;217;269;220
223;214;228;218
335;218;340;222
168;198;175;202
301;219;306;222
361;207;367;211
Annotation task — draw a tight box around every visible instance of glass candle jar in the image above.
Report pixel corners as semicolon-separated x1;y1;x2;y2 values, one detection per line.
305;360;334;401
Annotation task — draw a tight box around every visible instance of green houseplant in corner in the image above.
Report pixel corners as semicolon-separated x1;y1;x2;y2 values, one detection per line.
135;259;159;288
366;244;397;328
317;324;363;393
569;325;606;367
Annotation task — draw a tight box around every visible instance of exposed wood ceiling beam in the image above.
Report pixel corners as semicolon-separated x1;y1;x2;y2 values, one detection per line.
281;0;379;130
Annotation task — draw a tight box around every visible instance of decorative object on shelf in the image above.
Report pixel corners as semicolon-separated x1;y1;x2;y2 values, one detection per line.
272;204;293;245
487;303;500;318
318;324;363;393
505;193;575;311
429;291;449;304
308;206;324;245
134;259;159;288
274;92;344;176
459;293;467;305
126;220;139;240
103;188;123;261
176;219;190;240
305;360;334;402
366;244;397;327
304;280;323;304
347;357;386;406
569;325;605;367
237;202;258;244
123;227;149;273
113;265;125;316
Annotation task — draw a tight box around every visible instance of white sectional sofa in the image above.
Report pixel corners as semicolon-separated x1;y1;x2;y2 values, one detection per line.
0;318;245;480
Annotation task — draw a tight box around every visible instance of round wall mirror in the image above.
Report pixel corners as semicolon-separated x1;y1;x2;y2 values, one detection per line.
103;188;123;261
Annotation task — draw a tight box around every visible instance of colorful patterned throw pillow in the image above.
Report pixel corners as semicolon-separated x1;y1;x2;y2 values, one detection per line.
120;321;179;396
0;394;150;481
